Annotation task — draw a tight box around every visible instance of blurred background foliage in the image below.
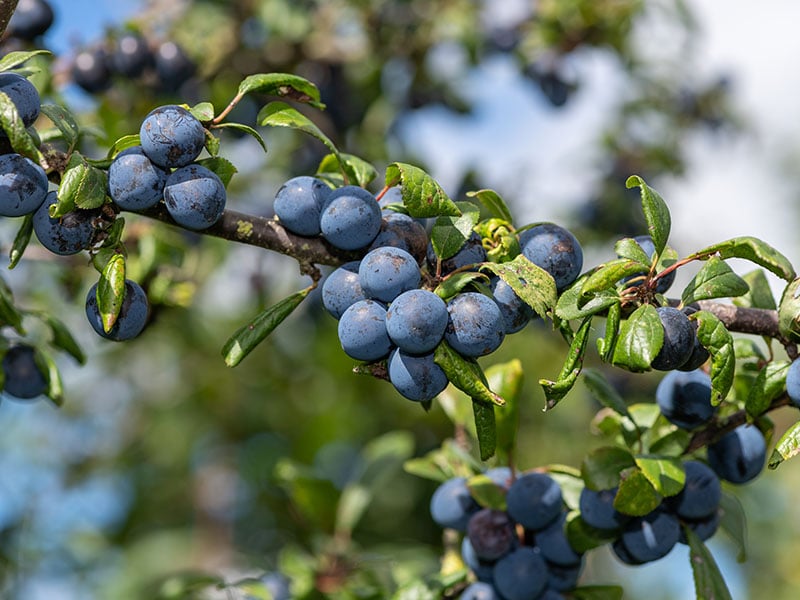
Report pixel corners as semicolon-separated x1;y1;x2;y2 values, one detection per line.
1;0;795;599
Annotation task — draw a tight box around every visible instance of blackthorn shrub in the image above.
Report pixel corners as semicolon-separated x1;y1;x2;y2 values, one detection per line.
337;299;393;362
518;223;583;292
623;234;675;294
85;279;150;341
651;306;695;371
444;292;505;357
0;71;41;128
2;344;47;400
321;261;365;320
163;164;226;230
0;153;49;217
387;349;448;401
319;185;382;250
655;369;716;430
385;289;448;354
358;246;420;303
429;477;479;531
108;146;168;211
706;424;767;484
33;192;97;255
140;105;206;169
273;175;331;236
505;471;563;531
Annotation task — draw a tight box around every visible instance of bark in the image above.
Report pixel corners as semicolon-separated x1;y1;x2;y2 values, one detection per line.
0;0;18;39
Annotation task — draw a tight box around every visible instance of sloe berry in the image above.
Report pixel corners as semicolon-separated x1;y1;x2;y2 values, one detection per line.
518;223;583;292
706;424;766;484
163;164;226;230
489;276;534;334
33;192;97;255
666;460;721;520
112;32;153;78
655;369;716;430
321;261;366;320
0;153;48;216
154;42;196;93
2;344;47;399
386;289;448;354
578;487;629;531
7;0;54;40
467;508;517;561
785;358;800;407
85;279;149;341
337;299;393;362
651;306;695;371
492;547;548;600
506;471;563;531
388;349;448;401
0;72;40;128
534;512;582;567
140;105;205;169
108;146;168;211
320;185;382;250
619;507;680;563
358;246;420;303
460;582;499;600
369;212;428;263
426;231;487;276
273;176;331;236
429;476;479;531
71;47;112;94
444;292;505;357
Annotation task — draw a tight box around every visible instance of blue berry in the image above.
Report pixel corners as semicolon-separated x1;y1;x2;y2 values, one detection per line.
461;537;496;583
2;344;47;400
506;472;563;531
0;153;48;216
33;192;97;255
619;507;680;563
534;512;582;567
0;72;40;128
369;212;428;263
358;246;421;303
444;292;505;357
112;32;153;78
321;261;366;320
489;276;534;334
706;424;766;484
259;572;291;600
386;289;448;354
578;487;629;531
460;582;500;600
337;299;393;361
7;0;54;40
320;185;381;250
388;349;448;401
786;358;800;407
467;508;517;561
429;476;479;531
163;164;226;230
678;509;721;544
519;223;583;292
71;47;112;94
666;460;721;520
492;547;548;600
651;306;696;371
426;231;487;275
273;176;331;236
154;42;196;93
108;146;167;211
677;320;710;372
140;105;205;168
547;561;583;593
85;280;149;341
655;369;716;430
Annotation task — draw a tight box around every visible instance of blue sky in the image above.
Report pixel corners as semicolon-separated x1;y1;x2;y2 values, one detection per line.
42;0;142;55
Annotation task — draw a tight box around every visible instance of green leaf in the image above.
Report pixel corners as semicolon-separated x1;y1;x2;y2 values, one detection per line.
681;256;749;305
8;213;33;269
695;310;735;405
430;201;481;260
58;153;107;212
0;279;24;333
566;513;621;553
316;152;377;188
540;316;593;410
0;50;50;72
778;277;800;343
190;101;215;122
196;156;238;187
238;72;324;109
487;359;524;465
0;90;40;160
403;439;482;482
648;429;691;456
434;342;505;407
106;134;141;158
611;304;663;372
97;254;126;333
571;586;624;600
768;419;800;469
434;272;489;301
581;259;649;296
466;189;513;223
597;301;621;362
718;491;747;562
614;237;652;265
473;400;496;461
385;162;461;218
626;175;671;257
203;128;220;157
38;348;64;407
580;446;636;491
547;465;583;510
222;286;312;367
40;104;80;151
613;467;661;516
684;526;733;600
634;455;685;497
745;360;789;419
556;275;620;321
582;368;631;418
466;473;507;510
734;269;776;310
689;236;796;282
40;313;86;364
482;254;558;319
211;122;267;152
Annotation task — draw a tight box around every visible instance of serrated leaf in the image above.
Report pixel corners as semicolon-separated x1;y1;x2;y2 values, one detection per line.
540;316;592;410
0;50;50;72
466;473;507;510
689;236;796;282
745;360;789;419
97;254;126;333
580;446;636;491
597;301;621;362
430;201;480;260
8;213;33;269
613;467;661;516
434;271;489;300
40;104;79;151
582;368;631;418
611;304;663;372
695;311;735;405
482;254;558;319
433;341;505;407
238;73;324;109
684;526;733;600
222;287;312;367
634;455;685;497
316;152;376;188
0;90;40;160
466;189;513;223
58;153;107;211
212;122;267;152
734;269;776;310
196;156;237;187
106;134;141;158
681;256;749;305
571;586;624;600
581;259;649;297
190;101;215;122
385;163;461;218
626;175;671;257
768;419;800;469
556;274;620;321
718;491;747;562
487;359;523;465
473;400;496;461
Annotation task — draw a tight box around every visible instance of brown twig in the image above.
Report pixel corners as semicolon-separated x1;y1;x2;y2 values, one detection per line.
0;0;19;40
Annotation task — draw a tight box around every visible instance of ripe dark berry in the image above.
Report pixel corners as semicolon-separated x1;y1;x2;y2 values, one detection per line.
786;358;800;407
489;276;534;334
163;164;226;230
140;105;206;169
2;344;47;400
358;246;420;303
519;223;583;292
385;289;448;354
666;460;721;520
154;41;196;92
429;476;479;531
706;424;766;484
337;299;392;361
6;0;54;40
619;507;680;564
655;369;716;430
85;279;149;341
426;231;487;275
492;547;548;600
0;153;48;216
444;292;505;357
578;487;629;531
71;47;112;94
0;72;41;128
112;32;153;78
506;471;563;531
273;176;331;236
320;185;382;250
467;508;517;561
534;512;582;566
461;537;495;583
108;146;167;211
651;306;695;371
321;261;365;320
369;212;427;263
33;192;97;255
460;582;500;599
388;348;448;402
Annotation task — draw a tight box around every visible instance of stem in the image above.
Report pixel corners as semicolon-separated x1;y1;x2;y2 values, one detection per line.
0;0;19;39
212;92;244;125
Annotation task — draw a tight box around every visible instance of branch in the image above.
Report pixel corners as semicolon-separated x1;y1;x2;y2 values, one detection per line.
689;300;781;339
0;0;18;39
